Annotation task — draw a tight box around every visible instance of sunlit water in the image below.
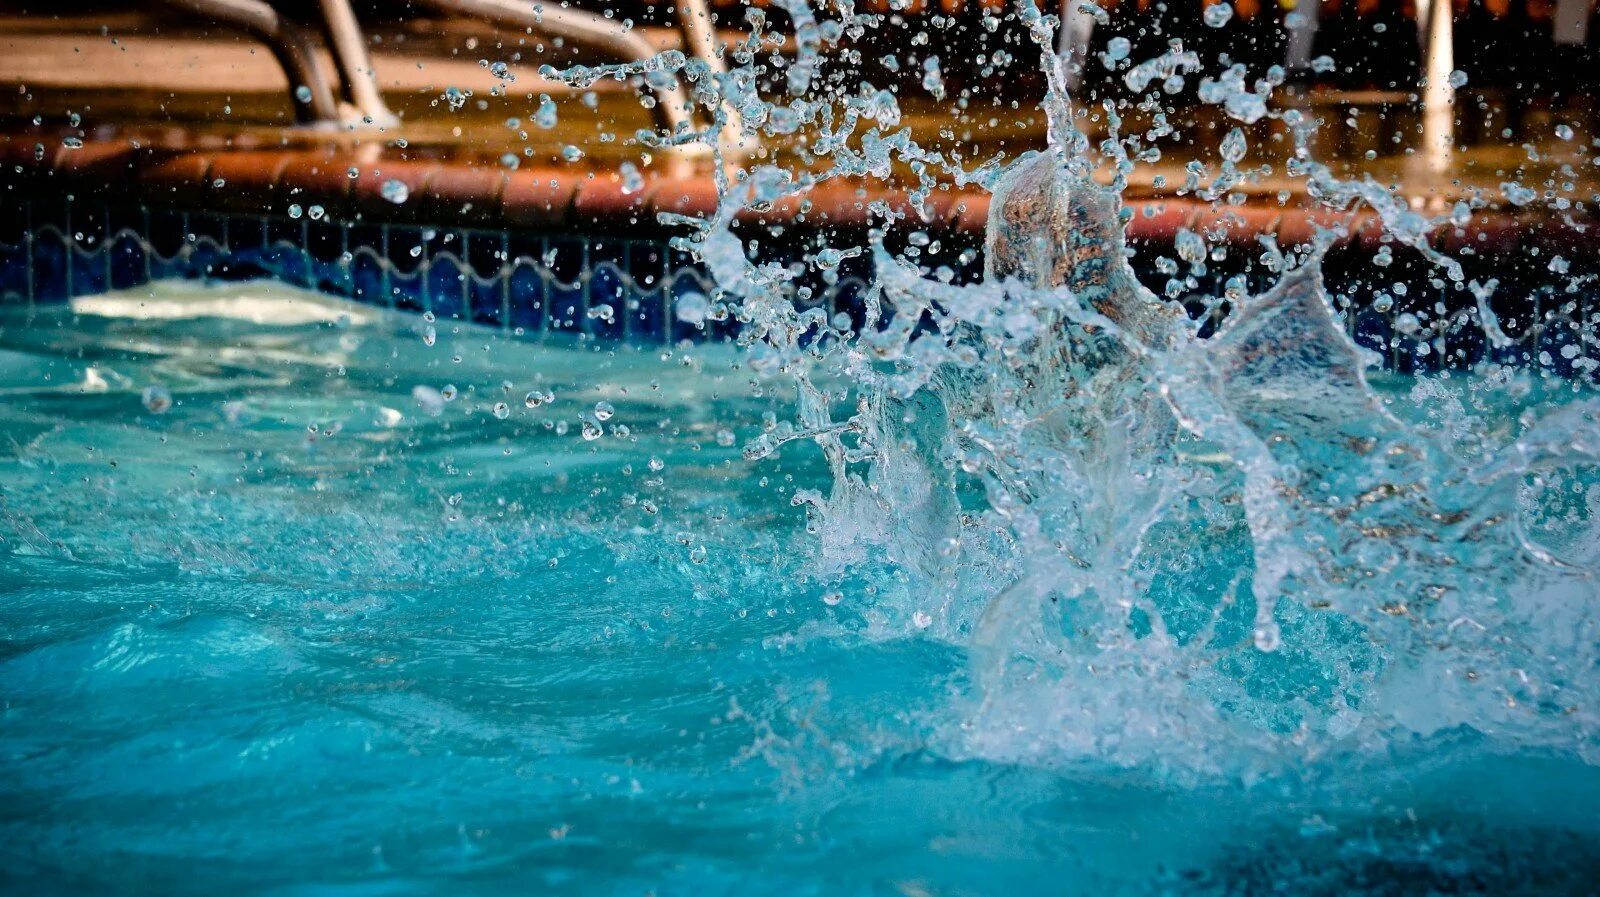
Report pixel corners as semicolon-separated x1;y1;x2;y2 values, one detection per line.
0;281;1597;895
8;0;1600;892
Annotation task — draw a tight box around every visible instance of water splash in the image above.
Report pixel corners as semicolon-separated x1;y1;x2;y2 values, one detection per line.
549;1;1600;778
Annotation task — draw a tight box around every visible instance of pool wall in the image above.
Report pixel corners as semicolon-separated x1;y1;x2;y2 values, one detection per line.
2;138;1596;371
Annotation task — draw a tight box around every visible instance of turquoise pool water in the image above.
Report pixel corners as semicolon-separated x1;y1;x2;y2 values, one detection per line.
2;280;1598;896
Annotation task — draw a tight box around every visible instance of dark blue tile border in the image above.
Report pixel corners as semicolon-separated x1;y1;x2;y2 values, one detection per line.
0;198;824;347
1;197;1592;375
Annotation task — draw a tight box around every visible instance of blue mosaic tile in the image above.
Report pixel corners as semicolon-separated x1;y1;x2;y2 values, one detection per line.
31;231;69;304
629;287;667;343
0;239;30;304
468;271;505;328
1439;317;1487;369
2;197;1578;377
507;260;547;334
68;239;109;297
426;254;468;321
391;268;425;314
311;254;353;298
548;280;585;335
1351;309;1393;358
667;268;710;343
588;262;627;341
349;249;387;305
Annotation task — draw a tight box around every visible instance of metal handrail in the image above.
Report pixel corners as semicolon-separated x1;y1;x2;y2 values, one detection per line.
674;0;744;147
160;0;343;125
317;0;398;125
407;0;696;137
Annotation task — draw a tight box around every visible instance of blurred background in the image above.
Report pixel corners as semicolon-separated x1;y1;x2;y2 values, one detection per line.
3;0;1600;226
2;0;1597;151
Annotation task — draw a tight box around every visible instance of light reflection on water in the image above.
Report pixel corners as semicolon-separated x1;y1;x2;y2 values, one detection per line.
0;281;1596;895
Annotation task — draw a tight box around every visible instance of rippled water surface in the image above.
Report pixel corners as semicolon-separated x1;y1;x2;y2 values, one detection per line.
1;281;1598;896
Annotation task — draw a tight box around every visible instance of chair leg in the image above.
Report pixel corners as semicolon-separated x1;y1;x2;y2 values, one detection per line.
409;0;695;138
316;0;399;127
160;0;342;125
675;0;747;148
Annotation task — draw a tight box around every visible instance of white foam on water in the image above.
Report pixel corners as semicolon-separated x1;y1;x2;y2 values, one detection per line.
545;1;1600;780
72;280;375;327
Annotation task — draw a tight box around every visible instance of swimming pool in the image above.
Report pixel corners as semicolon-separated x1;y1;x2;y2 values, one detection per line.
2;279;1598;895
9;0;1600;888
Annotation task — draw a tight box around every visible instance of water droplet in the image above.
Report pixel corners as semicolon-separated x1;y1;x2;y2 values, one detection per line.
141;385;172;414
1448;69;1468;89
536;94;558;129
675;291;711;325
1220;128;1247;164
1175;228;1207;263
441;385;457;402
593;401;615;422
581;420;603;440
412;385;444;416
1203;2;1234;28
715;429;735;447
295;85;313;103
1502;182;1537;206
619;161;644;195
308;205;326;221
381;179;409;204
288;204;303;219
562;145;584;163
493;402;511;419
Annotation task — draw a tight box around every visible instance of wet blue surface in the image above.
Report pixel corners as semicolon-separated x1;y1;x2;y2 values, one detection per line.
1;281;1598;896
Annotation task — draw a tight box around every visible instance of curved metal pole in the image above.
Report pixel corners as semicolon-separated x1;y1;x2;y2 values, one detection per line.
674;0;745;146
1057;0;1095;91
675;0;722;75
408;0;694;136
160;0;342;124
1420;0;1455;173
318;0;399;125
1285;0;1322;76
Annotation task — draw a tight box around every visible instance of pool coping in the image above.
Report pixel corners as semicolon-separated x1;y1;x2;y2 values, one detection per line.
3;136;1581;255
